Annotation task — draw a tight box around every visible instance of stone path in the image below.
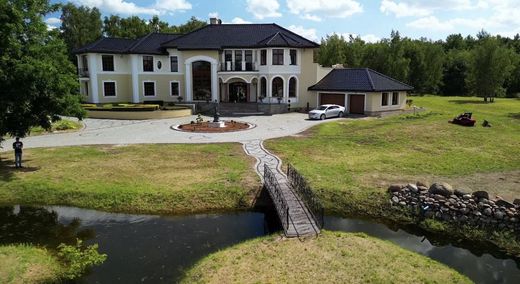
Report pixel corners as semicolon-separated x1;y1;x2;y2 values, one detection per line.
242;140;320;237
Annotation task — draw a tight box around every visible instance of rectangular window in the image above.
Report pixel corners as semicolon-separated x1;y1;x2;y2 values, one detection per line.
272;49;284;65
143;82;155;97
101;55;114;71
84;81;89;96
392;92;399;105
82;55;88;71
103;82;116;97
290;49;297;65
234;50;242;71
171;82;179;96
381;92;389;106
170;56;178;72
260;50;267;65
245;50;253;71
143;56;154;72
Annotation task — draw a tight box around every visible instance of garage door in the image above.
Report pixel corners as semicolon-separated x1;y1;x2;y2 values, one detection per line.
320;93;345;106
349;94;365;114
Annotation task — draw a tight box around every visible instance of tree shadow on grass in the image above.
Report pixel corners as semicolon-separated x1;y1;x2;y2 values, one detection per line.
448;99;489;104
508;113;520;120
0;159;40;182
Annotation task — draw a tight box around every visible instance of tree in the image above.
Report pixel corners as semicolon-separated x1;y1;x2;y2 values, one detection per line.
442;50;470;96
175;16;206;34
103;15;150;38
317;34;347;67
467;36;516;102
0;0;85;143
60;3;102;61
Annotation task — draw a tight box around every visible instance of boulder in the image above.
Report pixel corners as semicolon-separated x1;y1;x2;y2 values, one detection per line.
454;189;468;197
513;199;520;205
429;182;454;197
473;191;489;200
388;184;403;193
417;185;428;191
483;208;492;216
391;196;399;204
462;194;472;200
406;183;418;192
496;200;515;209
416;181;428;187
494;211;505;220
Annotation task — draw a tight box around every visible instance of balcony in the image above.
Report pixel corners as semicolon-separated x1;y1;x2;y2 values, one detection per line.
78;68;89;77
219;61;258;72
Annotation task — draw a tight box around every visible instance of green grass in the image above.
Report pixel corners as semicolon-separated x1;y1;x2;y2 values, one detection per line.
0;144;258;214
182;231;471;284
0;244;63;284
265;96;520;252
30;119;83;136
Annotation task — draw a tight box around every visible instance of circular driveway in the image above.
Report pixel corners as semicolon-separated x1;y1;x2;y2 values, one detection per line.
1;113;348;150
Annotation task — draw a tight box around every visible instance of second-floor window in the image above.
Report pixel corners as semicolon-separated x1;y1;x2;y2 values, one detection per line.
102;55;114;71
82;55;88;71
260;50;267;65
272;49;284;65
290;49;297;65
245;50;253;71
170;56;178;72
234;50;242;71
143;56;154;72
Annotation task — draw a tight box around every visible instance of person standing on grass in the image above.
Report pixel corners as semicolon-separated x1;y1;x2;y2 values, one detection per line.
12;137;23;168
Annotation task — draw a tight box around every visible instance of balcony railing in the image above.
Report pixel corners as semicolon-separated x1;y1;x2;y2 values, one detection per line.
78;68;89;77
219;61;258;72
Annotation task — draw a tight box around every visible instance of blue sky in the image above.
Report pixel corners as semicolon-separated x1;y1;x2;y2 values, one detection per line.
45;0;520;42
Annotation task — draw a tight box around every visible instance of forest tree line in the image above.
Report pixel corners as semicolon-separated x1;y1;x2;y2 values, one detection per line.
317;31;520;100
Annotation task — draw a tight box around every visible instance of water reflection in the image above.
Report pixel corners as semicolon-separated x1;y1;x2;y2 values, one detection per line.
325;216;520;284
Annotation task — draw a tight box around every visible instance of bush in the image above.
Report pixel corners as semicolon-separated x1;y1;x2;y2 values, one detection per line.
54;120;80;131
57;239;107;279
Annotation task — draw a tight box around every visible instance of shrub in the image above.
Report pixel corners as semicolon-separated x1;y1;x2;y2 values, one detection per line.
54;120;79;131
406;99;413;107
57;239;107;280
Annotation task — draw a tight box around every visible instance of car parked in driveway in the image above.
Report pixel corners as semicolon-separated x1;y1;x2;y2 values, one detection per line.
308;104;345;120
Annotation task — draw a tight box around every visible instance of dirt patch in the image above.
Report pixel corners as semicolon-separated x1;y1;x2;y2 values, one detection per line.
359;170;520;202
177;121;251;133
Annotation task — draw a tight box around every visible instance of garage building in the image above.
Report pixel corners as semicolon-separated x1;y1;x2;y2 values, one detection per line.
308;68;413;116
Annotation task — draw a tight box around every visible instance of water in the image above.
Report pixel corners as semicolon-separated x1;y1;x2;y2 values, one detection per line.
0;206;518;283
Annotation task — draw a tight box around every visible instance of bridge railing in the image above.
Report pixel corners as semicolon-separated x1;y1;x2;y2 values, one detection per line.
263;164;290;232
287;163;324;229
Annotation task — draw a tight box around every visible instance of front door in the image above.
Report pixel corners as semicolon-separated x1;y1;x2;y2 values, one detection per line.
229;83;248;103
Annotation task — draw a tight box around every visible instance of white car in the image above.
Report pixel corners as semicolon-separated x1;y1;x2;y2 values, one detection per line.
308;104;345;120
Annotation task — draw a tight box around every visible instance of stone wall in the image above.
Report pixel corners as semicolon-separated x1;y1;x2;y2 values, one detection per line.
389;182;520;232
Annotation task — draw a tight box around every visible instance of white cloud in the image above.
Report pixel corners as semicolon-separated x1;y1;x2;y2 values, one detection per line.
301;14;322;22
73;0;191;15
287;0;362;19
380;0;430;18
407;16;453;31
208;12;219;18
246;0;282;19
45;17;62;25
361;34;381;43
380;0;488;17
231;17;252;24
288;25;318;41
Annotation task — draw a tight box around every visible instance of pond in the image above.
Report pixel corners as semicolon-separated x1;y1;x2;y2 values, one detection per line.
0;205;518;283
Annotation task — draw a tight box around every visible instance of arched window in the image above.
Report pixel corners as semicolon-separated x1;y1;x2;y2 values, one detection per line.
272;77;283;97
192;61;211;101
260;77;267;97
289;77;297;97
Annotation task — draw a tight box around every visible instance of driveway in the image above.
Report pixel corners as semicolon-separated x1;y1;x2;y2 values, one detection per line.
1;113;352;150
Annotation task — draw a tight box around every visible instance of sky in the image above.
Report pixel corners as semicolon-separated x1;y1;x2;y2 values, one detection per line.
45;0;520;43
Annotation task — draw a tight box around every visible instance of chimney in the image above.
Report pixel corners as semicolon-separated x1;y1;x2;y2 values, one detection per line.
209;17;221;25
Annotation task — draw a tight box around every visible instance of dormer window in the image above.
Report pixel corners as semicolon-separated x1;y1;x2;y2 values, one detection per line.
272;49;284;65
143;56;154;72
102;55;114;71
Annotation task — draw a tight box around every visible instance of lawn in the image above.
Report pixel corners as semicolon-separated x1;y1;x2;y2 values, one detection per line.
265;96;520;215
0;144;258;214
0;244;62;284
182;231;471;284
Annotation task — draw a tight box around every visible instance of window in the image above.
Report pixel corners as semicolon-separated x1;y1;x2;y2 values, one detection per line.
272;77;283;97
157;61;162;69
381;92;389;106
260;50;267;65
224;50;232;71
234;50;242;71
82;55;88;71
102;55;114;71
143;56;154;72
170;56;178;72
192;61;211;101
83;81;89;96
143;82;155;97
260;77;267;97
272;49;284;65
245;50;253;71
170;81;179;96
289;77;297;97
290;49;297;65
103;82;116;97
392;92;399;105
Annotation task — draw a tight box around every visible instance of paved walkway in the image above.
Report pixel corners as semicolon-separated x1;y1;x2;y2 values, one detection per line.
1;113;346;151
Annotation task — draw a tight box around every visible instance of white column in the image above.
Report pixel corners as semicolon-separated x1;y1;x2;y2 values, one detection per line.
87;54;99;103
267;76;272;102
284;77;289;103
211;63;218;102
185;63;192;101
130;55;139;103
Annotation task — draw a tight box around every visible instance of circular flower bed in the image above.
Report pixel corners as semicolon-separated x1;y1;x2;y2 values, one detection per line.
174;120;254;133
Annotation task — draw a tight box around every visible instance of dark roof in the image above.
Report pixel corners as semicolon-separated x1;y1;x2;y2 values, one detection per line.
161;24;319;50
72;33;181;55
308;68;414;92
